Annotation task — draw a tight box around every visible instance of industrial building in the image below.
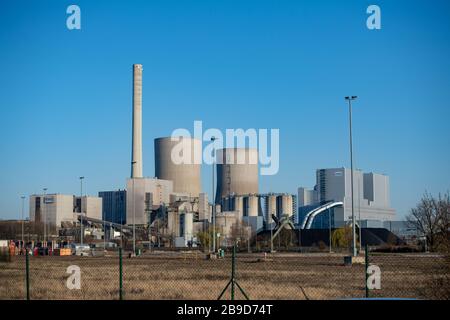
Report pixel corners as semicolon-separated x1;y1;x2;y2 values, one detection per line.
29;194;102;233
298;168;396;229
126;177;173;226
98;190;126;225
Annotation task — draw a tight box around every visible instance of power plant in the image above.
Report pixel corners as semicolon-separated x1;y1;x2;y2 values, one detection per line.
23;63;396;251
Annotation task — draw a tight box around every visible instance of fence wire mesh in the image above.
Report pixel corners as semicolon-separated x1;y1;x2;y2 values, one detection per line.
0;248;448;300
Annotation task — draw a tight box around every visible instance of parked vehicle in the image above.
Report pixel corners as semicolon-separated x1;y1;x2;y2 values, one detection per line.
70;243;91;256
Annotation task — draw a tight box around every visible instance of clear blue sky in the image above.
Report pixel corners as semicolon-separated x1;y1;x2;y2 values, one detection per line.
1;0;449;220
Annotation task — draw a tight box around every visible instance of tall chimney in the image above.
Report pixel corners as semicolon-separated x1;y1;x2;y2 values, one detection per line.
131;64;143;178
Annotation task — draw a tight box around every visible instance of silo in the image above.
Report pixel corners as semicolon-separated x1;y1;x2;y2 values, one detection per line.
234;196;244;220
243;195;259;217
167;211;179;237
215;148;258;202
266;195;277;223
155;137;201;197
183;212;194;240
279;194;293;217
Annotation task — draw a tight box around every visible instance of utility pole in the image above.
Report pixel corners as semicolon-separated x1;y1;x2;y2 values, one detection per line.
328;208;332;253
79;177;84;246
43;188;47;247
358;170;362;252
103;219;106;250
345;96;358;257
247;227;251;253
271;217;274;253
21;196;25;251
211;136;216;254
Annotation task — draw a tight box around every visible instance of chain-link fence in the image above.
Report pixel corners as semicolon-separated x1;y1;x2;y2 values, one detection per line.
0;247;449;300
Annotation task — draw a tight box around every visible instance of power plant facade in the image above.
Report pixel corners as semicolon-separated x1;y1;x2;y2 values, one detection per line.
98;190;127;225
126;178;173;225
298;168;396;229
29;194;102;229
154;137;202;197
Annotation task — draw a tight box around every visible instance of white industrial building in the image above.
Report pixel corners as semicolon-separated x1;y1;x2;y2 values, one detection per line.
126;177;173;226
75;196;103;220
298;168;396;228
29;194;102;231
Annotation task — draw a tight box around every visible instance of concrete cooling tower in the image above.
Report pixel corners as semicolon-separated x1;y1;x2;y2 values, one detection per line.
215;148;259;202
154;137;202;197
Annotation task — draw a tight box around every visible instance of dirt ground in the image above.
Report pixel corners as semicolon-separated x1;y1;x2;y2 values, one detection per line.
0;251;448;300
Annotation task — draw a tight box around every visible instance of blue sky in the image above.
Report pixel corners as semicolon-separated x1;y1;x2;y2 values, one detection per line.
1;0;449;219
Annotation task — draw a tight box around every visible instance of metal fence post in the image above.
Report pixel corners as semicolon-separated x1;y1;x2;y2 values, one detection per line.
231;245;236;300
25;250;30;300
119;247;123;300
218;243;249;300
365;244;369;298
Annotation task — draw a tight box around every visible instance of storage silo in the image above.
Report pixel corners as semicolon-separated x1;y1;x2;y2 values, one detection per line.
243;195;259;217
277;194;293;217
155;137;201;197
183;212;194;240
234;196;244;220
215;148;258;202
266;194;277;223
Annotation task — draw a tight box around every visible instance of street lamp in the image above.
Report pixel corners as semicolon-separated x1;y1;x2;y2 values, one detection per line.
21;196;25;251
43;188;47;247
328;208;332;254
211;136;217;254
357;169;362;252
271;215;274;253
79;177;84;246
345;96;358;257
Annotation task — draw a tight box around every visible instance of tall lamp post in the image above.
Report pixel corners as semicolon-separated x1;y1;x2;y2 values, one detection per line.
328;208;332;254
358;170;362;252
211;136;217;254
271;215;274;253
21;196;25;250
345;96;358;257
79;177;84;246
43;188;47;247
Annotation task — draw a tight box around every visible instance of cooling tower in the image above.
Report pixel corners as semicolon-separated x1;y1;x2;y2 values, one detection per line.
131;64;143;178
154;137;202;197
215;148;259;202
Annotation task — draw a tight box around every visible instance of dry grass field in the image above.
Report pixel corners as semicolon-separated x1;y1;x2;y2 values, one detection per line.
0;251;448;300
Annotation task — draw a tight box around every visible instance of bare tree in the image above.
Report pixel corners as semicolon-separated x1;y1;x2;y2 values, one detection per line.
407;192;450;252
